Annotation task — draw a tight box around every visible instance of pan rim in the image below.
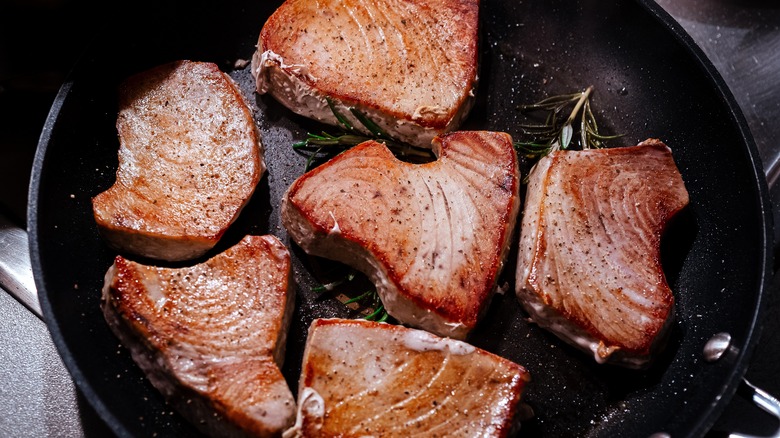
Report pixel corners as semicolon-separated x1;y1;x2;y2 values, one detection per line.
26;1;775;437
632;0;774;433
28;78;135;437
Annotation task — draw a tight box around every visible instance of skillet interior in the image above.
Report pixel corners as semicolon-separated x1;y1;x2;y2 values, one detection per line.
29;0;772;436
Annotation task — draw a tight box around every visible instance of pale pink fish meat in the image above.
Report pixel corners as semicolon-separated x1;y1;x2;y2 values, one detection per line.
516;139;690;368
93;60;264;262
284;318;530;437
252;0;479;148
101;235;296;437
281;131;521;339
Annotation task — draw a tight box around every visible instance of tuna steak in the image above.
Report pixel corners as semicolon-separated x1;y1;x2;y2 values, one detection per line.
101;235;296;437
515;139;690;368
252;0;479;148
284;318;530;437
93;60;264;262
282;131;520;340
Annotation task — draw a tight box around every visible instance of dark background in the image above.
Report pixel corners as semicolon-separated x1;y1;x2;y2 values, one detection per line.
0;0;110;225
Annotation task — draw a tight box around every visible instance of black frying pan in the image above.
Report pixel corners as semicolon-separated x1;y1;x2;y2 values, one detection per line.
29;0;773;436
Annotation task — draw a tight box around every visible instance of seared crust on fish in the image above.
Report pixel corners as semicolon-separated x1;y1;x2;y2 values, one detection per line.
101;235;296;437
281;131;520;339
93;60;264;262
284;318;530;437
515;139;690;368
252;0;480;148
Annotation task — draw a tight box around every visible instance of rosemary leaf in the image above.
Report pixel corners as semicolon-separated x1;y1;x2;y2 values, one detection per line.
519;123;558;131
344;290;374;305
296;133;370;148
350;108;392;139
560;124;573;149
588;131;624;141
514;141;555;158
304;146;324;171
519;92;581;110
365;304;387;321
327;98;355;132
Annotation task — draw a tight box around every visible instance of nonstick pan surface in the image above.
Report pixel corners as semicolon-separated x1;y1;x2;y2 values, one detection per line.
29;0;773;436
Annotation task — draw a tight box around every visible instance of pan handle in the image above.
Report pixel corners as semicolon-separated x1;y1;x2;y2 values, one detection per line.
707;333;780;438
728;379;780;438
0;214;41;318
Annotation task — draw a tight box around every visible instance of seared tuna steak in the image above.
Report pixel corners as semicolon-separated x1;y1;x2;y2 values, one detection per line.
284;318;530;437
515;139;690;368
282;131;520;339
101;235;296;437
93;60;263;262
252;0;479;148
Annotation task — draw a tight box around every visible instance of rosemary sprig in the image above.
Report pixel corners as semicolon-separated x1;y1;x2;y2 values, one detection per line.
514;86;622;158
293;98;433;171
344;288;389;322
311;268;389;322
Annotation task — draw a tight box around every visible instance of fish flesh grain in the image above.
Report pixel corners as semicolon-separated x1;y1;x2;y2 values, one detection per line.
281;131;521;340
92;60;264;262
515;139;690;368
101;235;296;437
283;318;530;438
252;0;479;148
